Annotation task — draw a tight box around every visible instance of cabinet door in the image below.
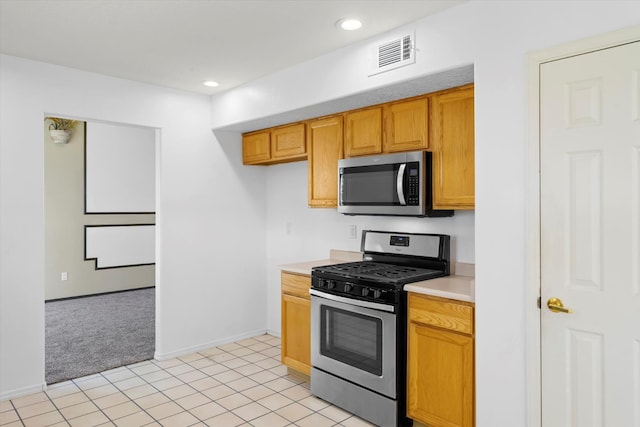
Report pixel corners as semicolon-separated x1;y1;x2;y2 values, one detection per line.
281;293;311;375
242;130;271;165
383;98;428;152
344;107;382;157
307;115;344;207
271;123;306;162
430;85;475;209
407;321;474;427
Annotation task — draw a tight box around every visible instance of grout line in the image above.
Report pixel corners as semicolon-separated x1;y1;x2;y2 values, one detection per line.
96;366;164;425
6;398;26;427
72;373;135;426
126;343;282;424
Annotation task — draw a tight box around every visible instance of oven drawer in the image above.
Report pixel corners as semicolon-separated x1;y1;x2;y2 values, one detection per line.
281;272;311;299
408;293;474;335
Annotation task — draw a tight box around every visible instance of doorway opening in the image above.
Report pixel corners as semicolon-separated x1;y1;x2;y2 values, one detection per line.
44;118;159;384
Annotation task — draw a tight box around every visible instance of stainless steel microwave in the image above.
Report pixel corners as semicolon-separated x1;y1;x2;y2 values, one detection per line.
338;151;453;217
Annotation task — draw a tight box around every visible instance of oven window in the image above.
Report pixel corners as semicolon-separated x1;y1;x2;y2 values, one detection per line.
320;305;383;376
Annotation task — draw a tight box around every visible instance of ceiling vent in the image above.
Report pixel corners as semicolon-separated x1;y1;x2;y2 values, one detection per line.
369;33;415;76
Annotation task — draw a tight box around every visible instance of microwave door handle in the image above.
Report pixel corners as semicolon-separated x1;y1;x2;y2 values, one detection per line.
397;163;407;205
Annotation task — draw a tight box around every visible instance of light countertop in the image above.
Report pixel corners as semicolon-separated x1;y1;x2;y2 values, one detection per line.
280;259;346;276
404;275;475;303
404;262;475;302
280;250;362;276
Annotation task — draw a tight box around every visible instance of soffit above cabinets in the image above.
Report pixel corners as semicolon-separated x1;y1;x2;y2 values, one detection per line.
216;64;474;133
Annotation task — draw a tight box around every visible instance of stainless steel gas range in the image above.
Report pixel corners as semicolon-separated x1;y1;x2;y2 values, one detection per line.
310;230;451;427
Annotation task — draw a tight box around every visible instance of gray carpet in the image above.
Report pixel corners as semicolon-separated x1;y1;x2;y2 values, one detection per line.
45;287;155;385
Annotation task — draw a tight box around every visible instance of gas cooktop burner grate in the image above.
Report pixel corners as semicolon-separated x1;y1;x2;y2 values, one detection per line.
315;261;443;284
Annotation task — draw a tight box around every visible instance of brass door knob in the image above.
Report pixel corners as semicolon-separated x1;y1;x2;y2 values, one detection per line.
547;297;573;314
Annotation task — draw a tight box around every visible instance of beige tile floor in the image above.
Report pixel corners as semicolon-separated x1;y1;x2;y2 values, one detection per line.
0;335;376;427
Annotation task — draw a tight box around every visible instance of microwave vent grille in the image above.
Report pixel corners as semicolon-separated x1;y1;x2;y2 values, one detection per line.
369;33;415;76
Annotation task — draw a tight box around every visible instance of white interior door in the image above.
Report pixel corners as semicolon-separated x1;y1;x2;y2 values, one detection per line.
540;41;640;427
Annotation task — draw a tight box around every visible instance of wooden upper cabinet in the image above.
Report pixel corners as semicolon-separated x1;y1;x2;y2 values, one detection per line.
307;115;344;207
430;85;475;210
271;123;306;161
242;123;306;165
242;85;474;211
344;107;382;157
242;130;271;165
383;97;429;153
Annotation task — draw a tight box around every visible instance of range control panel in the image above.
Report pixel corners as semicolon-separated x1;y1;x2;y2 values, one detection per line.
311;276;398;305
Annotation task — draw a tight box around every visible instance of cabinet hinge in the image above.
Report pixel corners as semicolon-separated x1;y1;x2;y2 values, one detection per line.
537;296;541;309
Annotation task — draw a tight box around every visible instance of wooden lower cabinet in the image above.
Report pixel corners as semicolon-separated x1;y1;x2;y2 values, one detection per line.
281;272;311;375
407;293;475;427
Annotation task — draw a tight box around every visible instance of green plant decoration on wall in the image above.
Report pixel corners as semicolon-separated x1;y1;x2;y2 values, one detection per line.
45;117;78;144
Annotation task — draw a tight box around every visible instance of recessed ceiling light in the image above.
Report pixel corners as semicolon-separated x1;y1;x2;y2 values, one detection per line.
336;18;362;31
203;80;219;87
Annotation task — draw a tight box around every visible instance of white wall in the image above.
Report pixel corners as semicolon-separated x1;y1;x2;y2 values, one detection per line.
0;56;267;399
209;1;640;426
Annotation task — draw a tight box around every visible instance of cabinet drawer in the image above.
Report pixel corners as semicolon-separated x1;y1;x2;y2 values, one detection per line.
408;293;473;335
281;272;311;299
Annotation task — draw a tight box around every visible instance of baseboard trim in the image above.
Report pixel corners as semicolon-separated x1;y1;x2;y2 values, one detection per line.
266;329;281;338
45;286;155;303
0;382;46;402
154;328;270;361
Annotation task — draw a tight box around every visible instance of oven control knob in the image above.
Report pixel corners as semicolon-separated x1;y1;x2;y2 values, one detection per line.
373;290;382;299
318;278;326;288
361;288;370;297
343;284;353;292
327;281;336;290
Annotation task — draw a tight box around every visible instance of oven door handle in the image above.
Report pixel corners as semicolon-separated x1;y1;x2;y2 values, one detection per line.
309;289;396;313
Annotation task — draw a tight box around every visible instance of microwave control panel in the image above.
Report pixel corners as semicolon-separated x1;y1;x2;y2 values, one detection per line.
407;163;420;205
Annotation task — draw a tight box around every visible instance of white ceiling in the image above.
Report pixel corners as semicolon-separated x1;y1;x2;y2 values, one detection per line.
0;0;465;95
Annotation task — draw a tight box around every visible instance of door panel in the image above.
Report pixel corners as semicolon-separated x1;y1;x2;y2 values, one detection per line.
540;41;640;427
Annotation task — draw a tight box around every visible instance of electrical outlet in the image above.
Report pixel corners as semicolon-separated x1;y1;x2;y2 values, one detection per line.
61;272;68;281
349;225;357;239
